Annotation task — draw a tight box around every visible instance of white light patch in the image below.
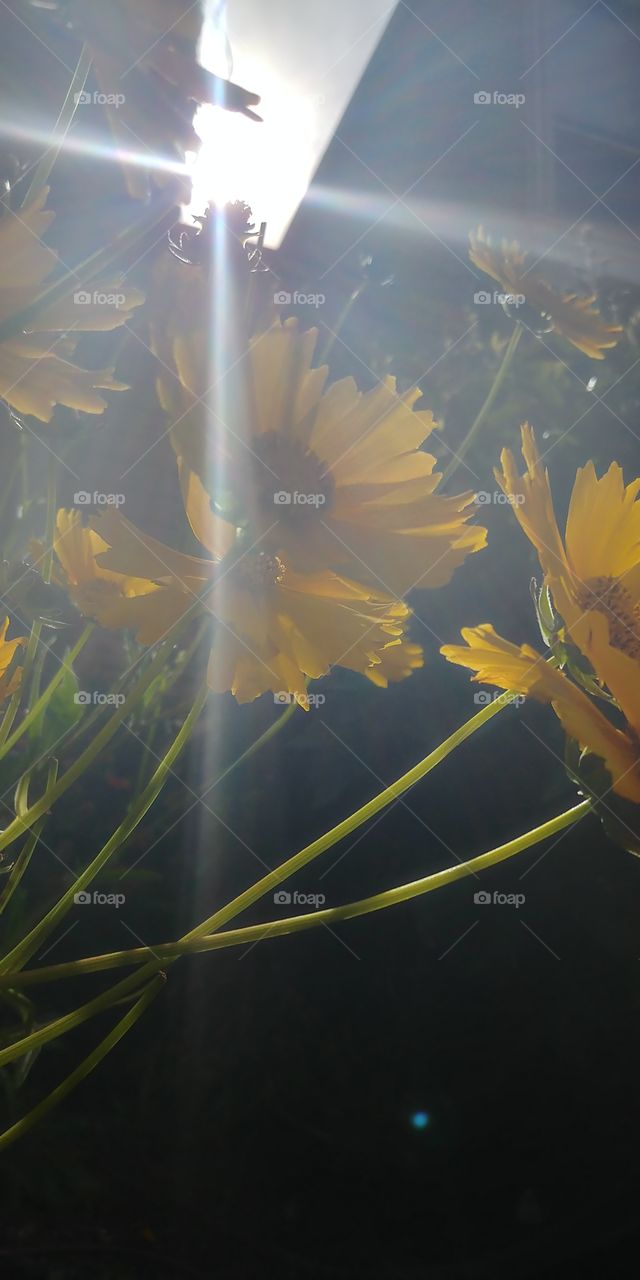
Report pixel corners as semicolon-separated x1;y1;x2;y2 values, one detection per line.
187;0;399;246
188;69;319;238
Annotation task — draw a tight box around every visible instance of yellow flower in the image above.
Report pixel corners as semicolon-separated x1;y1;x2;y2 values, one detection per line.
74;463;421;706
0;191;144;422
146;248;214;473
64;0;260;199
441;625;640;803
364;638;424;688
497;425;640;739
469;227;622;359
53;510;186;645
173;319;487;597
0;618;26;703
148;207;265;467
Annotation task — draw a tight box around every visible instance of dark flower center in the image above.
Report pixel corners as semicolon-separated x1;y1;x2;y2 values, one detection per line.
577;575;640;660
252;432;334;524
234;550;287;590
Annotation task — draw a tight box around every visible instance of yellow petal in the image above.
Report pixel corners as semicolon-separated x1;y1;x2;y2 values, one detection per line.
442;624;640;803
177;458;236;560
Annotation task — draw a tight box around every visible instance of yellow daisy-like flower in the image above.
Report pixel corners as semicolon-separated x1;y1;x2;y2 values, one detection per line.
497;425;640;740
56;465;421;707
0;618;26;703
441;625;640;804
53;510;186;645
62;0;260;199
172;319;487;598
0;190;144;422
470;227;622;359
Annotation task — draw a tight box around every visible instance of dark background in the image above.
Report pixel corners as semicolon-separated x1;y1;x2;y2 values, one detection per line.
2;0;640;1275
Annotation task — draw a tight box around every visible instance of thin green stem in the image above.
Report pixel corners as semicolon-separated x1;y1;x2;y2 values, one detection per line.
0;694;513;1057
0;977;163;1151
317;283;366;364
0;621;191;861
180;692;514;946
0;454;60;749
23;454;57;713
0;199;176;347
0;761;58;916
0;799;592;988
442;323;523;485
0;625;93;764
0;681;208;977
0;453;21;528
222;695;298;778
0;629;41;752
21;45;93;209
41;454;58;589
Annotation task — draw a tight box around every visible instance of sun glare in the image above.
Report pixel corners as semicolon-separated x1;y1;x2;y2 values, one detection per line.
187;67;322;246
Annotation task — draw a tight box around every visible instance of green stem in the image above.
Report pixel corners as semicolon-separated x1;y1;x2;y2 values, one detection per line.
0;694;512;1057
24;455;57;713
442;323;523;485
0;680;208;977
0;624;93;764
0;454;60;749
220;694;298;778
180;692;514;946
0;199;176;347
41;453;58;590
0;799;591;988
0;453;21;528
21;45;93;209
0;628;41;752
0;761;58;916
0;621;191;862
0;977;163;1151
317;283;366;364
129;620;206;799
